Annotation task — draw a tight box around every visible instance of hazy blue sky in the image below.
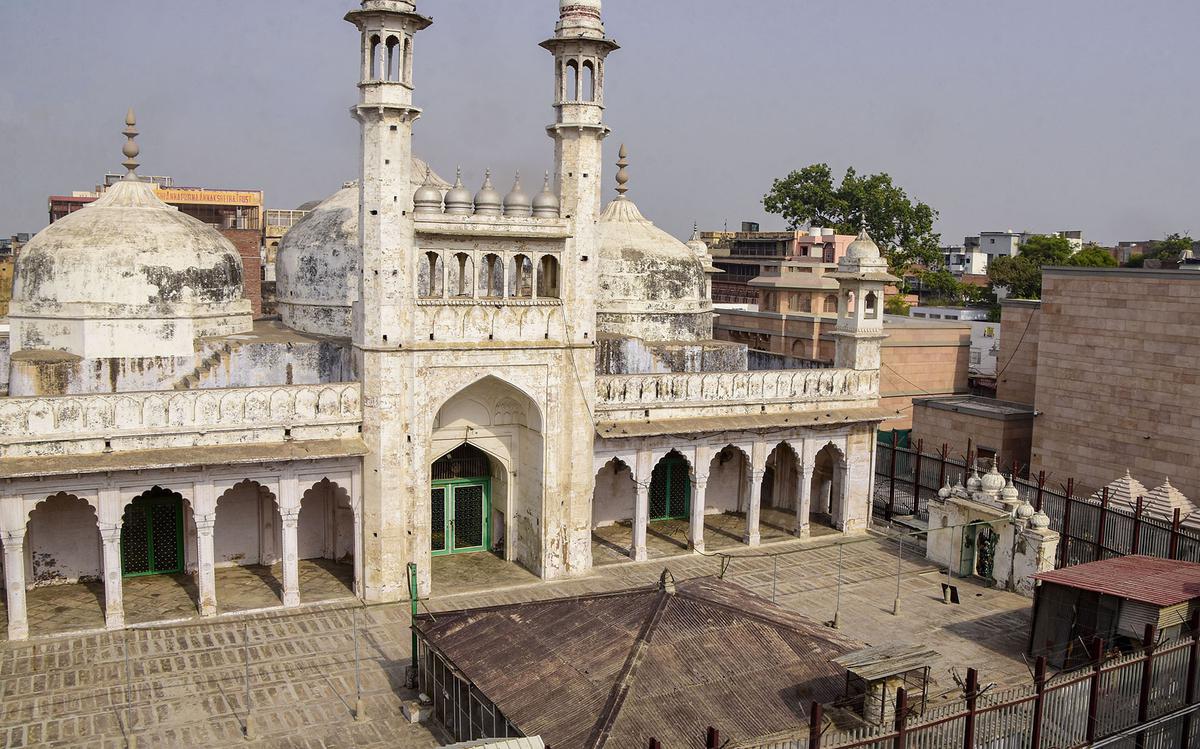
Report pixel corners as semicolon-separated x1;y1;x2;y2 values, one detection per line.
2;1;1197;245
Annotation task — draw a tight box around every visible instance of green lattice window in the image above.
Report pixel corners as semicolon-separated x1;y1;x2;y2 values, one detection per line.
120;489;184;577
649;455;691;521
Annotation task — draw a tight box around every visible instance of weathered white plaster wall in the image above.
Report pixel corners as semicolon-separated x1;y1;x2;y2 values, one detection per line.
592;459;635;525
26;493;101;584
214;483;279;567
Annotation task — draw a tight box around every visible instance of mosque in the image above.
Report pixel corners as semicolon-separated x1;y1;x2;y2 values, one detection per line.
0;0;893;640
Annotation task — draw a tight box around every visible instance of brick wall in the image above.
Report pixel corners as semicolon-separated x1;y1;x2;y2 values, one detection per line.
996;300;1040;405
878;323;971;429
219;228;262;317
1029;269;1200;499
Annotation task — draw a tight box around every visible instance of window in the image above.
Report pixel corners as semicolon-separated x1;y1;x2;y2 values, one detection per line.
509;254;533;298
479;253;504;297
864;291;879;319
983;326;995;338
970;350;982;365
536;255;560;298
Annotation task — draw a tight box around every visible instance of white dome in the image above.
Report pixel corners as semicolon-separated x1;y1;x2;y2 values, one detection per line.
276;159;447;337
9;178;252;358
596;197;713;341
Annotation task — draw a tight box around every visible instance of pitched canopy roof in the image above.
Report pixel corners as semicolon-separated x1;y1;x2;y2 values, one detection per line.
413;575;862;749
1033;555;1200;607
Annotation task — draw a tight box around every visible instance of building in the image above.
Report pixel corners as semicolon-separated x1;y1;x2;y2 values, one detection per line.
0;0;893;642
47;152;265;316
708;226;856;305
912;267;1200;498
413;574;863;746
940;245;988;276
909;306;999;378
1029;555;1200;669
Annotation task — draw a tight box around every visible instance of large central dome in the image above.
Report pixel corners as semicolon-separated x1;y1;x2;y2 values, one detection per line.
9;176;252;358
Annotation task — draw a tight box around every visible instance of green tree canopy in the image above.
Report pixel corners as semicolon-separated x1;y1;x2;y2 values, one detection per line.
987;234;1118;298
1064;245;1118;267
762;164;941;272
1148;233;1194;263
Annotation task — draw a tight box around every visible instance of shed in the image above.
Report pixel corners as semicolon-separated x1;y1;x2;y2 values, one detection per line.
833;644;938;726
1028;555;1200;669
412;573;864;748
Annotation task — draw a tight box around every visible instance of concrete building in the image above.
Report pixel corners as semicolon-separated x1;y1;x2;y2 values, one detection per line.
940;245;988;276
0;0;893;642
909;306;999;378
913;268;1200;499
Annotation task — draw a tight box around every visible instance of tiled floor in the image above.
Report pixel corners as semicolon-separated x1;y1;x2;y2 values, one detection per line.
5;559;356;638
0;531;1035;748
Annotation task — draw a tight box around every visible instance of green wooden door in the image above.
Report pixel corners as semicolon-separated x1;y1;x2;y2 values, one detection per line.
649;455;691;521
431;479;491;556
121;491;184;577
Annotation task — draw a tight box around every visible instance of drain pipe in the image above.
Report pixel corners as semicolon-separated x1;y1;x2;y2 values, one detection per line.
408;562;419;688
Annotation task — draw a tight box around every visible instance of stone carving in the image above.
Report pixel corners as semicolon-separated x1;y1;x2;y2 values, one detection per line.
0;383;363;448
595;369;877;408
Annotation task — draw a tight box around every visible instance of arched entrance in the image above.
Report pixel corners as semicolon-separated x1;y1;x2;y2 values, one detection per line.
431;444;493;556
810;444;844;530
649;451;691;522
122;487;185;577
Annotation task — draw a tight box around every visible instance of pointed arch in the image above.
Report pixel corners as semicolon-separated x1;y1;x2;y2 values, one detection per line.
26;492;101;585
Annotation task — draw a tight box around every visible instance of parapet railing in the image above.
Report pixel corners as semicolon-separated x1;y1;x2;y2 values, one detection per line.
0;382;362;457
595;368;878;411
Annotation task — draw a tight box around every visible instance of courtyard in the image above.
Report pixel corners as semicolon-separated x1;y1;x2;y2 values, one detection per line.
0;527;1035;748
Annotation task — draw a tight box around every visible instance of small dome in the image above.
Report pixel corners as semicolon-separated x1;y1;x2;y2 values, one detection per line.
1016;501;1036;520
532;172;560;218
1029;510;1051;530
1001;475;1020;502
938;482;952;500
502;172;532;217
413;168;444;215
845;228;882;261
686;223;708;256
966;468;983;493
444;167;473;216
473;170;502;216
981;462;1006;494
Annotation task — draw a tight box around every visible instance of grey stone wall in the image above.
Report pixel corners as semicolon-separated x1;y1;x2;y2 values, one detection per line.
596;335;746;375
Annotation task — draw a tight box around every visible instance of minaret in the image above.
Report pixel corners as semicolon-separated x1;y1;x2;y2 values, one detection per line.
828;229;899;372
542;0;619;224
346;0;431;348
344;0;431;603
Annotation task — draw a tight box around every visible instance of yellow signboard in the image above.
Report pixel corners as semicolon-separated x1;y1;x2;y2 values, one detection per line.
154;188;262;207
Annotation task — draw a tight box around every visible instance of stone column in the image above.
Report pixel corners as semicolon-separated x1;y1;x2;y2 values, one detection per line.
743;470;765;546
689;477;708;553
2;530;28;641
835;459;848;531
99;524;125;630
195;514;218;617
352;463;365;599
280;510;301;607
631;451;651;562
794;464;814;538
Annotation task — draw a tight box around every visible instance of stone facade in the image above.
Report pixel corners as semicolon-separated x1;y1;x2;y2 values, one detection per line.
0;0;894;641
995;299;1040;405
910;395;1034;471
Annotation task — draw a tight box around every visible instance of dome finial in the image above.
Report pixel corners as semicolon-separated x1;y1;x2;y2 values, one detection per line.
615;144;629;198
121;108;140;179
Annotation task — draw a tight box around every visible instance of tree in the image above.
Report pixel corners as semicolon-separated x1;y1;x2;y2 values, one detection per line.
884;295;911;316
1147;233;1194;263
762;164;941;272
986;234;1074;299
1064;245;1117;267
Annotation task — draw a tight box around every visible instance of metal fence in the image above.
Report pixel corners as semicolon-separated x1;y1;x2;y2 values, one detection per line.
874;437;1200;569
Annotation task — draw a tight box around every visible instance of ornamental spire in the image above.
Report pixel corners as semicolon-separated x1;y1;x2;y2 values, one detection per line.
121;108;140;179
615;143;629;198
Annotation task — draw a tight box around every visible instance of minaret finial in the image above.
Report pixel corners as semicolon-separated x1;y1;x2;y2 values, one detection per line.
615;143;629;197
542;171;552;191
121;108;140;179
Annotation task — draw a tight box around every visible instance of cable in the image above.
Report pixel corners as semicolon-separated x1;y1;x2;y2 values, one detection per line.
993;307;1036;380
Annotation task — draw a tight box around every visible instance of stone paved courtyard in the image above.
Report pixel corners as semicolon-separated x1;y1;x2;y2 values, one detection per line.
0;529;1035;748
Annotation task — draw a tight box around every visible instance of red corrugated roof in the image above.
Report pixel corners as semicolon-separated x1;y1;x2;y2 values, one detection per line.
1033;555;1200;607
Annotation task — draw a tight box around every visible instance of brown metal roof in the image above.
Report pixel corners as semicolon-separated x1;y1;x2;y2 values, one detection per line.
1033;555;1200;607
413;575;863;749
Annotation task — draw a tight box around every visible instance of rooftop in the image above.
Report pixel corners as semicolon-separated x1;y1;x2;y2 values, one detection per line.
414;575;863;748
1033;555;1200;607
913;394;1035;420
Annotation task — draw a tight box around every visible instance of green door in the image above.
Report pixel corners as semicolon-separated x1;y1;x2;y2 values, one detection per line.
431;479;491;556
649;455;691;521
121;490;184;577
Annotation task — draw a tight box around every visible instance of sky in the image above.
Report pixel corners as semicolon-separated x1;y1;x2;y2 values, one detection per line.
1;0;1197;246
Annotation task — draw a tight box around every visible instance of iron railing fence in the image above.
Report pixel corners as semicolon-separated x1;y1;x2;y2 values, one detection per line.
874;437;1200;569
